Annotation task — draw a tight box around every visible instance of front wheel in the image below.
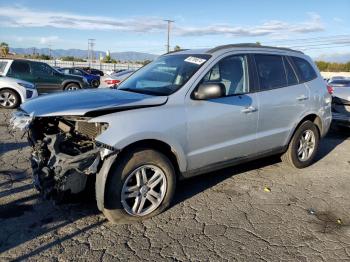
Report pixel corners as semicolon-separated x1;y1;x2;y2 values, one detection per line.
281;120;320;168
103;149;176;223
0;89;20;109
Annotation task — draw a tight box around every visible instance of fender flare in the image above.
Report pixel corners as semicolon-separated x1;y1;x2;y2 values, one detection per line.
95;153;118;212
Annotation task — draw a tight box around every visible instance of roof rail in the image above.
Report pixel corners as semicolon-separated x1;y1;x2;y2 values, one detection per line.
207;43;304;54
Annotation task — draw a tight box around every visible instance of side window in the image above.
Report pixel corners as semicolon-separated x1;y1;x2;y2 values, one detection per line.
255;54;287;90
63;69;70;74
201;55;249;96
10;61;30;74
291;56;317;82
283;57;299;86
73;69;83;76
31;63;54;76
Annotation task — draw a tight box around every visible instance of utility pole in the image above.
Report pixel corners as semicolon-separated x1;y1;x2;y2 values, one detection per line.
48;44;52;59
88;39;96;64
164;19;174;53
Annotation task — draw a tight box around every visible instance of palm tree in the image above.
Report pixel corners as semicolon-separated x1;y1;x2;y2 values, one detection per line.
0;42;9;57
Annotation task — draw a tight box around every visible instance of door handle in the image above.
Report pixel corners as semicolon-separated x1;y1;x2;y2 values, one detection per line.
296;95;309;101
241;106;257;113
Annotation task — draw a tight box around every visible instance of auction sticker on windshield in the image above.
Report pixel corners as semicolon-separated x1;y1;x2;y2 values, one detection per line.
184;56;207;65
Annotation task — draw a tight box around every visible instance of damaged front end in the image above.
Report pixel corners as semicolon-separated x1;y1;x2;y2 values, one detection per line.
11;111;114;201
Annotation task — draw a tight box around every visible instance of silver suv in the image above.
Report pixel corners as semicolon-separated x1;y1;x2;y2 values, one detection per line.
12;44;332;223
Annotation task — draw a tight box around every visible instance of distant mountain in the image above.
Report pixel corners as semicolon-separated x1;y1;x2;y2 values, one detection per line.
10;47;158;62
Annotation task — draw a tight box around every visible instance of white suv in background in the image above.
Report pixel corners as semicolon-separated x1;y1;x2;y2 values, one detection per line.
0;60;38;108
0;76;38;109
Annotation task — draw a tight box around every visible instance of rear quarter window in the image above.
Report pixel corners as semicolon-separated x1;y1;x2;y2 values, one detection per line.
0;61;8;74
291;56;317;83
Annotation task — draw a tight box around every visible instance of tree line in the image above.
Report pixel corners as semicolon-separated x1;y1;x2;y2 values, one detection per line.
315;61;350;72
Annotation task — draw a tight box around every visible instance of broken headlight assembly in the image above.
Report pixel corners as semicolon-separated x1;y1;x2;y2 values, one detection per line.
26;115;113;201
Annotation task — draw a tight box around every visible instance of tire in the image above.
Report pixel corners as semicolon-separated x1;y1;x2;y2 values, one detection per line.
281;120;320;168
91;79;100;88
103;148;176;223
0;89;20;109
64;83;80;91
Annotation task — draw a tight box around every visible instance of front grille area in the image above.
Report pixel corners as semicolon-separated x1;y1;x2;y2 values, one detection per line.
75;121;100;139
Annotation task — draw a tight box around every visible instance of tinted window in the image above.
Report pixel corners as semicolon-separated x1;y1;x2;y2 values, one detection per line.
0;61;8;74
291;57;317;82
10;61;30;74
201;55;249;96
283;57;298;86
31;62;54;76
255;55;287;90
73;69;83;75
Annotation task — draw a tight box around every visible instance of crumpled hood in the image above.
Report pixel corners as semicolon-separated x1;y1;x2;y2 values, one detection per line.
20;88;168;117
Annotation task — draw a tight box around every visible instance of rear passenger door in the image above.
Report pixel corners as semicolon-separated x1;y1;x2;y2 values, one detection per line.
30;62;62;93
254;54;310;151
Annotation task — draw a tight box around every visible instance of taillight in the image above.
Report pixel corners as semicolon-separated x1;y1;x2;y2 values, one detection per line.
327;85;334;95
104;79;121;85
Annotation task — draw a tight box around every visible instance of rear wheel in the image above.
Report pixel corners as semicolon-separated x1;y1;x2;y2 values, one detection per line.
103;149;176;223
281;121;320;168
91;79;100;88
64;83;80;91
0;89;20;109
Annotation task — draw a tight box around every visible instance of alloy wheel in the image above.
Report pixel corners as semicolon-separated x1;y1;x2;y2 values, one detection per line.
121;165;167;216
0;92;17;108
297;130;316;161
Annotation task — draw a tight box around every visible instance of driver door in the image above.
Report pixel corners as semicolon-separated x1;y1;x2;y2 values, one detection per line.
185;54;259;172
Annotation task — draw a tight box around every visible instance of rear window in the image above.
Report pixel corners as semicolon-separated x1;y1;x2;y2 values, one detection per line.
291;57;317;82
0;61;8;74
255;54;287;90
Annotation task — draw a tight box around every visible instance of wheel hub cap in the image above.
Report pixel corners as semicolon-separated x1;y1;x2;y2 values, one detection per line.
121;165;167;216
0;92;16;107
297;130;316;161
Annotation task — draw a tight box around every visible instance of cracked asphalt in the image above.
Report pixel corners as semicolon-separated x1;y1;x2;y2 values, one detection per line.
1;109;350;261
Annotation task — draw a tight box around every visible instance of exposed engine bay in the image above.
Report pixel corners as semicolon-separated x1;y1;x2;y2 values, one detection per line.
13;113;111;201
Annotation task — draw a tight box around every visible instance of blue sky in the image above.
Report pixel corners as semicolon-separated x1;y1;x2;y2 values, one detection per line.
0;0;349;60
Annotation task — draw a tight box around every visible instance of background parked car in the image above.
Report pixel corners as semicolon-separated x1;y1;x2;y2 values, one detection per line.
328;79;350;128
0;76;38;109
104;69;135;88
58;67;100;88
78;67;104;76
0;59;90;94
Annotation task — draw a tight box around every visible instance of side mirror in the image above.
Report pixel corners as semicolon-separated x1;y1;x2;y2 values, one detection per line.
193;83;226;100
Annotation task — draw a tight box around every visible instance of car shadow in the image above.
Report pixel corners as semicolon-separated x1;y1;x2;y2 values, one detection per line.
0;142;29;154
0;171;103;258
173;155;281;206
315;126;350;162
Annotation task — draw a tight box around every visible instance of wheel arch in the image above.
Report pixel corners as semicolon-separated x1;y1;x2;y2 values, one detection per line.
95;139;183;212
62;80;82;89
287;114;322;146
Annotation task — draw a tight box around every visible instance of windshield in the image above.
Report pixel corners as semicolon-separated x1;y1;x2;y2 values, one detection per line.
118;54;211;96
